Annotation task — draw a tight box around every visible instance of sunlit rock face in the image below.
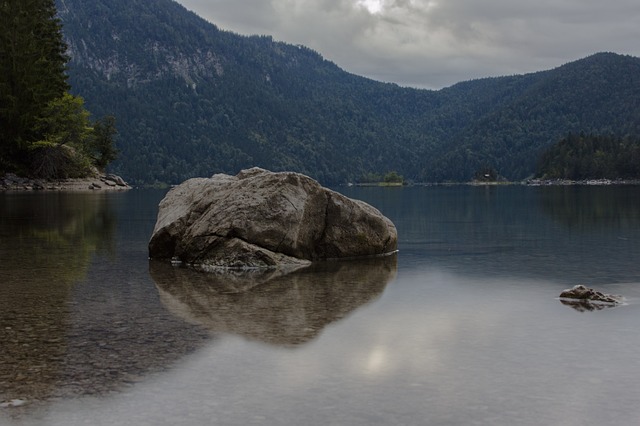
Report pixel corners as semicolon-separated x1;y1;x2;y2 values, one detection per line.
148;168;397;269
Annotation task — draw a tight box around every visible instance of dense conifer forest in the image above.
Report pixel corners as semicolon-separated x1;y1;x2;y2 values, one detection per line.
536;134;640;180
53;0;640;185
0;0;117;179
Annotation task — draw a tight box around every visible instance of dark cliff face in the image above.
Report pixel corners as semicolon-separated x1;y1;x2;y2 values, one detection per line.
57;0;640;185
57;0;227;85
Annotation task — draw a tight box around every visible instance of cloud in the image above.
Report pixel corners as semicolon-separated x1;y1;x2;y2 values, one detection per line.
177;0;640;89
177;0;279;34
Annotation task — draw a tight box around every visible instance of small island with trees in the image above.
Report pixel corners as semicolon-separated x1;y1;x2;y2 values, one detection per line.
1;0;120;190
357;171;405;186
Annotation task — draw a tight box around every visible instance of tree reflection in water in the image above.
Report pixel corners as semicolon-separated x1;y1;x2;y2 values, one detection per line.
0;193;116;403
0;192;210;407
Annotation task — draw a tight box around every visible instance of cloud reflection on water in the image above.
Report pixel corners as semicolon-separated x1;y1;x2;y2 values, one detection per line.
4;267;640;426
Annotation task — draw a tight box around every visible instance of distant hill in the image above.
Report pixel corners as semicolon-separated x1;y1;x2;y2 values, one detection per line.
56;0;640;185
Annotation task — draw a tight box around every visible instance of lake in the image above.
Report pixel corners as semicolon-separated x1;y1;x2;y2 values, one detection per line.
1;185;640;425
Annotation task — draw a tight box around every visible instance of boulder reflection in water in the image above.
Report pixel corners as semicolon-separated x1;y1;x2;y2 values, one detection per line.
150;255;397;346
559;299;620;312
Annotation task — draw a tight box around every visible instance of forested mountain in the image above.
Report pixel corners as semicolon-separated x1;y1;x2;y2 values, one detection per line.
56;0;640;185
536;134;640;180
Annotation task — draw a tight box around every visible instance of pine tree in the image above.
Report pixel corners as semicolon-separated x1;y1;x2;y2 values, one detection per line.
90;115;119;170
0;0;70;171
1;0;117;177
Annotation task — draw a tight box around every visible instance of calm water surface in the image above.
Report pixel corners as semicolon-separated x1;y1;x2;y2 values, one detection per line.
1;185;640;425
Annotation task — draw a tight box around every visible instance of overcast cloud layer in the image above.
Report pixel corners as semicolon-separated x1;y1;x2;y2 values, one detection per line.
176;0;640;89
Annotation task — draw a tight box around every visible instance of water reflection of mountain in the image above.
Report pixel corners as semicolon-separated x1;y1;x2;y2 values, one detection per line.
338;186;640;284
150;255;397;346
538;185;640;228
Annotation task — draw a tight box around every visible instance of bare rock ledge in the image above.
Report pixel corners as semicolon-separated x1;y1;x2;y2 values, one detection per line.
148;168;398;270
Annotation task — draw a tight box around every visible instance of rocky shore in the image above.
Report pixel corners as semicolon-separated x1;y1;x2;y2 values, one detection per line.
1;173;130;192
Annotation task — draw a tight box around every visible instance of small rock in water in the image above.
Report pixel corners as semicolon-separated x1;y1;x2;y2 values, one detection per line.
559;284;624;311
559;284;623;304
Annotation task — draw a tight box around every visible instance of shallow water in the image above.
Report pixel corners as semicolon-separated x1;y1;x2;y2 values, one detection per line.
1;185;640;425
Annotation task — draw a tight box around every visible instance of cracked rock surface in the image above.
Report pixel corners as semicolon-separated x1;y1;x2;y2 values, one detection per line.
148;168;398;269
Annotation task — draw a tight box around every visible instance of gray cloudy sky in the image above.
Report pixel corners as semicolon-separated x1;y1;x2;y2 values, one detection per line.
176;0;640;89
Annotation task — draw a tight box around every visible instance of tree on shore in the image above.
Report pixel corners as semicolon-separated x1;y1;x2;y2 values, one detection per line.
383;171;404;184
0;0;117;178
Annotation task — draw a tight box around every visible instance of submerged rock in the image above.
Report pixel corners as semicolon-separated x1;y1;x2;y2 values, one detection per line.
559;285;624;311
148;168;398;269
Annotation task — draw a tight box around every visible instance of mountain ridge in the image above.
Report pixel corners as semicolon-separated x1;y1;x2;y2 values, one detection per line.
56;0;640;185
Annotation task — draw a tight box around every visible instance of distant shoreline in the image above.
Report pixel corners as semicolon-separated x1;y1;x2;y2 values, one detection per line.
350;178;640;187
5;174;638;192
521;178;640;186
1;173;131;192
448;179;640;186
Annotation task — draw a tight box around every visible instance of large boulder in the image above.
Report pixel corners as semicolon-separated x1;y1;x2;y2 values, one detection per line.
148;168;398;269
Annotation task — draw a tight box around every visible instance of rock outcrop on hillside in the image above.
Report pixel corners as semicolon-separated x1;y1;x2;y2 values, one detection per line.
148;168;397;269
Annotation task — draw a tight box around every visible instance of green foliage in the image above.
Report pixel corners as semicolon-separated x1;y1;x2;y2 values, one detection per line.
359;172;383;183
89;116;119;169
383;171;403;184
536;133;640;180
0;0;118;177
0;0;69;161
56;0;640;185
35;93;92;146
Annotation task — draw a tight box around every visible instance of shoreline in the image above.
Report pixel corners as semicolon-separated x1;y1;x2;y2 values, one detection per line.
349;179;640;188
1;173;131;192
